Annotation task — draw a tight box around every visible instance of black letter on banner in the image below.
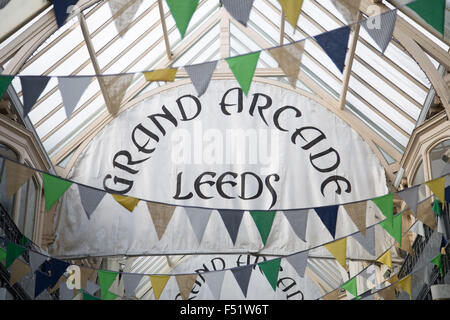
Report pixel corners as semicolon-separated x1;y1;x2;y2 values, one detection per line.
273;106;302;132
112;150;150;175
103;174;133;194
249;93;272;126
265;174;280;209
239;172;263;200
321;175;351;196
131;123;159;154
291;126;326;150
147;105;178;136
177;95;202;121
220;87;243;115
309;148;341;173
173;172;193;200
194;172;216;199
216;172;238;199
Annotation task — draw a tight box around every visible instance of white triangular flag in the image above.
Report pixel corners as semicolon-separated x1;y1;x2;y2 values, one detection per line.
58;76;92;119
108;0;144;37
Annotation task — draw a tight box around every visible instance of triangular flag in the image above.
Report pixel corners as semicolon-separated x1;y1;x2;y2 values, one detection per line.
9;259;31;286
146;202;176;240
380;212;403;245
343;201;367;236
268;41;305;88
258;258;281;291
112;194;140;212
324;238;347;270
42;173;73;212
331;0;361;24
5;159;34;200
397;186;419;216
341;276;357;298
20;76;50;118
314;26;350;73
143;68;178;82
149;275;170;300
314;205;339;239
102;74;134;116
185;61;218;96
218;209;244;245
58;76;92;119
277;0;304;28
108;0;144;37
352;226;375;256
231;265;253;297
184;207;212;244
78;184;106;219
376;249;392;271
166;0;198;38
203;271;225;300
286;251;308;278
226;51;260;96
395;275;412;300
41;259;70;288
249;210;276;246
85;280;100;295
51;0;79;28
5;242;26;269
283;209;308;242
322;288;340;300
445;185;450;202
0;248;6;263
407;0;445;35
122;273;143;299
426;177;445;209
222;0;255;27
371;193;394;221
175;274;198;300
433;198;442;216
360;9;397;53
29;251;48;272
377;285;397;300
97;270;118;300
34;270;52;298
431;253;444;276
83;292;101;300
416;198;437;231
0;76;13;97
59;280;75;300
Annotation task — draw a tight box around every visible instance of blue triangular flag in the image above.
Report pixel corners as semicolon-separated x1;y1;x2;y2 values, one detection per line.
314;205;339;238
41;258;70;288
445;185;450;203
52;0;79;28
20;76;51;118
218;209;244;245
314;26;351;73
34;270;52;298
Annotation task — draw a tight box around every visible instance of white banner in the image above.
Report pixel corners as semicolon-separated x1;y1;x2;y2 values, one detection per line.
50;80;388;258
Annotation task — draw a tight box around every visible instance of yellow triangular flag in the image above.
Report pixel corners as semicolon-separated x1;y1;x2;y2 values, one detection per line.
277;0;304;29
144;68;178;82
175;274;198;300
376;249;392;271
5;160;35;200
149;275;170;300
425;177;445;209
112;194;140;212
9;259;31;286
395;275;412;300
324;238;347;270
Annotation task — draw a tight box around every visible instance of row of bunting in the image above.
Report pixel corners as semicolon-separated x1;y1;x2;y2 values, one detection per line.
1;0;443;118
2;154;450;250
0;213;447;300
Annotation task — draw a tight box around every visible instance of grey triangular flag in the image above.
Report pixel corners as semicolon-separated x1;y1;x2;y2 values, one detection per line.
360;9;397;53
231;265;253;297
203;270;225;299
222;0;255;27
108;0;144;37
286;251;308;278
85;280;100;295
352;226;375;256
283;209;309;242
122;273;143;298
59;283;74;300
397;185;419;216
58;76;92;119
0;288;5;300
185;61;217;97
185;207;212;244
29;251;47;272
218;209;244;245
78;184;106;219
20;76;50;118
410;220;425;237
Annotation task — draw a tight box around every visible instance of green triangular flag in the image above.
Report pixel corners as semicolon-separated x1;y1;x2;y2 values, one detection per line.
341;276;357;297
5;242;26;269
380;212;402;246
372;193;394;221
166;0;198;38
103;291;119;300
258;258;281;291
0;76;13;97
432;198;442;216
42;173;73;212
250;210;276;246
407;0;445;35
226;51;261;96
21;235;29;246
431;253;443;277
0;247;6;263
83;292;101;300
97;270;118;300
